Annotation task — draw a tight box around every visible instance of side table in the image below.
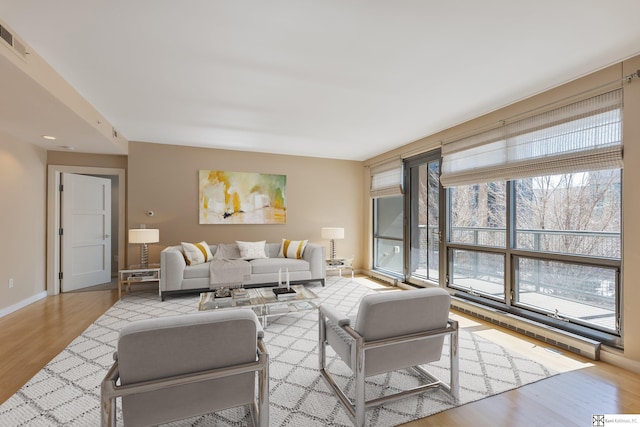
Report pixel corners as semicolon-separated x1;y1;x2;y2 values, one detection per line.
118;265;161;299
326;258;354;279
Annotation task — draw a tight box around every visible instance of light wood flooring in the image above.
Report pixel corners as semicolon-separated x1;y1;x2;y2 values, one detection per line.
1;283;639;426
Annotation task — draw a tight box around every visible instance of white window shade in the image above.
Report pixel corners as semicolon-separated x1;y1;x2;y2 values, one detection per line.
370;158;403;198
440;89;623;187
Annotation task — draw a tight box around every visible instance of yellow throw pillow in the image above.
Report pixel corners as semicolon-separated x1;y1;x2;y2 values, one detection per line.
278;239;308;259
181;241;213;265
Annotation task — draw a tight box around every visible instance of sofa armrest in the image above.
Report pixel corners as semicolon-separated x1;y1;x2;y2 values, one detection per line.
160;246;186;292
303;243;326;280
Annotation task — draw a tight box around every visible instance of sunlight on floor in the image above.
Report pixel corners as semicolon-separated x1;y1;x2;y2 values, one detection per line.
474;326;593;373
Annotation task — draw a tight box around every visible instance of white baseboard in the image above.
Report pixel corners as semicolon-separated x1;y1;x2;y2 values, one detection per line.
0;291;47;318
601;346;640;374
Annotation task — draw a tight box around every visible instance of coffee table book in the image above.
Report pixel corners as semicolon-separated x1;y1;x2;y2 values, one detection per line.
273;287;297;300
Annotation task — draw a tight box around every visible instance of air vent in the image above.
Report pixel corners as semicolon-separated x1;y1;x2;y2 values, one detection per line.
0;21;28;61
0;24;12;45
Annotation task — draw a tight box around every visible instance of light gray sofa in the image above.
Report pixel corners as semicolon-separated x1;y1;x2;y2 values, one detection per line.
160;242;325;300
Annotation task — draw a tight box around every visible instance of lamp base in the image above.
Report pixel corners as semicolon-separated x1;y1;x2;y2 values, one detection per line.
140;243;149;269
329;239;337;263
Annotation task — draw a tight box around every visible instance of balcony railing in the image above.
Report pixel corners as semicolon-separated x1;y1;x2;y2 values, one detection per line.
414;225;619;332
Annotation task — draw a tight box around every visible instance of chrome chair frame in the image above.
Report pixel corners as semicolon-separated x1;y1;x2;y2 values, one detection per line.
101;339;269;427
319;306;458;427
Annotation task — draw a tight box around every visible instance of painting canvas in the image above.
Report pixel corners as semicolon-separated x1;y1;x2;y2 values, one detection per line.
199;170;286;224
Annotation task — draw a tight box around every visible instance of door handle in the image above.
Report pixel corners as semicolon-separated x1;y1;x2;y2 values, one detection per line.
105;234;111;239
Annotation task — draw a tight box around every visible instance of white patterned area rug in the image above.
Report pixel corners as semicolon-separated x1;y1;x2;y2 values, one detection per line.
0;276;557;426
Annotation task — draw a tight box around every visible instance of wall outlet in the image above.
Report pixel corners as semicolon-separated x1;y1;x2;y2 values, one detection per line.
8;278;14;288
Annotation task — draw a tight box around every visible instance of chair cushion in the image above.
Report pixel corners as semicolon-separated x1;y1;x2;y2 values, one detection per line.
354;288;451;376
118;309;261;384
355;288;450;340
117;309;263;425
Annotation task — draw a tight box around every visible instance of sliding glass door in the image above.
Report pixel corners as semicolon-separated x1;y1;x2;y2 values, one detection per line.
406;152;441;285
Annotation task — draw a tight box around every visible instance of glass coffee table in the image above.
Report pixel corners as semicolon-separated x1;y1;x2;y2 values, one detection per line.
198;284;319;326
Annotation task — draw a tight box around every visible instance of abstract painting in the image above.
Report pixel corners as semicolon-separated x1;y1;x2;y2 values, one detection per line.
199;170;286;224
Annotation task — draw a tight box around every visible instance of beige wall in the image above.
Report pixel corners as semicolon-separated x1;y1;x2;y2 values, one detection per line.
127;141;364;268
47;151;128;169
622;55;640;360
365;56;640;365
0;132;47;312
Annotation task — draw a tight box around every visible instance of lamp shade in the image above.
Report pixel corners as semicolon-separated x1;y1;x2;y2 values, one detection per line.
321;227;344;240
128;228;159;244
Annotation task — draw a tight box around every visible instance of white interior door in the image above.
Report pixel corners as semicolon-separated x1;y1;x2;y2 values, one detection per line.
61;173;111;292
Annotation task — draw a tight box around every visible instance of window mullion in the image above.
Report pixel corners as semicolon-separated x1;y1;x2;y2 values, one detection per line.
506;180;515;307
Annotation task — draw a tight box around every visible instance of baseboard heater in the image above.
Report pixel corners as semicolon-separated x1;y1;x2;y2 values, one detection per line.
368;272;400;287
451;298;601;361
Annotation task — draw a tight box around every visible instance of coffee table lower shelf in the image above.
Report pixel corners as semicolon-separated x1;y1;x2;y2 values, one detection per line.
198;285;319;327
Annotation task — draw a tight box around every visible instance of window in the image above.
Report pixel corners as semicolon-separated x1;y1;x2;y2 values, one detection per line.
448;181;507;301
515;170;621;258
371;89;623;343
450;182;506;248
373;195;403;275
440;90;623;339
512;169;621;331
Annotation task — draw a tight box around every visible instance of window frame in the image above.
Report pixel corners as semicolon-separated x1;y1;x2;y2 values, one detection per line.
444;176;622;346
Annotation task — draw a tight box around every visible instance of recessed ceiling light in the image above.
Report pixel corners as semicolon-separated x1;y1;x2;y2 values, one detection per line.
58;145;75;151
42;135;56;140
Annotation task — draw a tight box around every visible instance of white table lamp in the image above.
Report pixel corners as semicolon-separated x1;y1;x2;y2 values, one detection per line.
129;228;159;268
321;227;344;265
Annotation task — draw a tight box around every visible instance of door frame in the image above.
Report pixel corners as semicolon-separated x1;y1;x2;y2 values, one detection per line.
47;165;126;295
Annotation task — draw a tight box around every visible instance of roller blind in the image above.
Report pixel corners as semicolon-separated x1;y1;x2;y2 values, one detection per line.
370;158;403;198
440;89;623;187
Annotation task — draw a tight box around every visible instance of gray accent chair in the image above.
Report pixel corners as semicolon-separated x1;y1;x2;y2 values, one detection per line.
101;309;269;427
318;287;458;427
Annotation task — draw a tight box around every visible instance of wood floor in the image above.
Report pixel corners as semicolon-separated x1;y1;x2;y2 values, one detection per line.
1;285;639;426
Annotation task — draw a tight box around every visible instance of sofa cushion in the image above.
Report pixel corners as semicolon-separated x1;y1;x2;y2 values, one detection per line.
183;262;210;279
278;239;308;259
250;257;309;274
181;241;213;265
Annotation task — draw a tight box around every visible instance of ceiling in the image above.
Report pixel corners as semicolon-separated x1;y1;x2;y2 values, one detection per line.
2;1;640;161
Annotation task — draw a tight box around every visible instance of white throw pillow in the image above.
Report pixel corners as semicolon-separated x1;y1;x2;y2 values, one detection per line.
236;240;267;259
278;238;308;259
181;241;213;265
